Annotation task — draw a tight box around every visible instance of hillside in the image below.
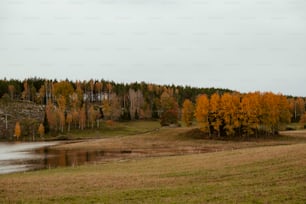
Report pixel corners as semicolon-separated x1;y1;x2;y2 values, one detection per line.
0;100;44;139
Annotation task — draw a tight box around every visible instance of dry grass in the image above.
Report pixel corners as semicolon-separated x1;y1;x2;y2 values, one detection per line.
50;127;306;162
64;120;161;139
279;129;306;138
0;127;305;203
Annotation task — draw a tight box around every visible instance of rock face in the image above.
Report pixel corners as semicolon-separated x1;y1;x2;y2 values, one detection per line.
0;101;44;139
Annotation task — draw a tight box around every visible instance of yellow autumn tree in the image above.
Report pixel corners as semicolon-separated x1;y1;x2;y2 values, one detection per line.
75;81;84;104
58;110;65;133
181;99;194;127
53;81;74;104
220;93;240;136
209;93;222;136
8;85;15;100
14;121;21;140
72;109;79;129
38;85;45;104
38;123;45;138
95;81;103;102
194;94;210;134
110;94;122;121
300;113;306;125
89;79;94;102
57;95;66;111
260;92;280;135
88;105;98;128
159;91;179;126
240;93;260;137
46;100;57;131
278;94;292;126
79;105;86;130
66;112;73;132
22;80;29;100
102;100;111;120
106;83;112;102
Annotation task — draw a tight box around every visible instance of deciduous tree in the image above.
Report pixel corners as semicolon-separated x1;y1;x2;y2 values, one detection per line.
38;123;45;138
88;105;98;128
194;94;210;134
240;93;260;137
159;91;179;126
66;112;73;132
181;99;194;127
79;105;86;130
46;101;57;131
22;80;29;100
8;85;15;100
300;113;306;124
58;110;65;133
220;93;240;136
14;121;21;140
209;93;222;136
53;81;74;104
102;100;111;120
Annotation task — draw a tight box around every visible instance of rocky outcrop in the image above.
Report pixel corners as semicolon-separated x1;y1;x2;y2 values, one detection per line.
0;100;44;139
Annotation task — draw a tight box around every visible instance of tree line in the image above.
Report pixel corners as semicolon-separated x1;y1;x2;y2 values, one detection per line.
182;92;297;138
0;78;305;138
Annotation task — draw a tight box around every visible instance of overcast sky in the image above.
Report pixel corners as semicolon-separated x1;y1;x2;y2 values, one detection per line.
0;0;305;96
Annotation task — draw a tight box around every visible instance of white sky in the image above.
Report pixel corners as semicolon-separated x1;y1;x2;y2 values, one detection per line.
0;0;305;96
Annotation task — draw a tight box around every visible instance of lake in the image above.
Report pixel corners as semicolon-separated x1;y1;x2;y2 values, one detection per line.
0;141;128;174
0;142;59;174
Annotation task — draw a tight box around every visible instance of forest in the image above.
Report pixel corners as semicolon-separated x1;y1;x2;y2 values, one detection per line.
0;77;305;139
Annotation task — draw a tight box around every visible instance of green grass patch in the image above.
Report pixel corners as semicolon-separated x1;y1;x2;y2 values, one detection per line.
45;120;161;139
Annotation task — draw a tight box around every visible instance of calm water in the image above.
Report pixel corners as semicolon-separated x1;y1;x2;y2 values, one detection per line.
0;142;59;174
34;148;107;169
0;142;132;174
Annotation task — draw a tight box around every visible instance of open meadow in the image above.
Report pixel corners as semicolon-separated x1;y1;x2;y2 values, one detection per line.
0;122;305;203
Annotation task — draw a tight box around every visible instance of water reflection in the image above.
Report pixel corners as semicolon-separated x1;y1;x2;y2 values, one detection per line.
0;141;134;174
34;148;106;168
0;142;58;174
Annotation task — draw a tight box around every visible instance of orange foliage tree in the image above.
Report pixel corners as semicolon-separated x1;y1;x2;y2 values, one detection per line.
14;121;21;140
88;105;98;129
194;94;210;134
46;100;57;131
66;112;73;132
181;99;194;127
79;105;86;130
219;93;240;136
209;93;222;136
240;92;260;137
38;123;45;138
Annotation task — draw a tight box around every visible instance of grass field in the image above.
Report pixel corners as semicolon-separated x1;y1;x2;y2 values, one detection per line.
0;123;306;203
61;121;161;139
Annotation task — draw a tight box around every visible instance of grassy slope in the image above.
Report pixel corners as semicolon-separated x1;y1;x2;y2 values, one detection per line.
0;138;305;203
62;121;161;139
